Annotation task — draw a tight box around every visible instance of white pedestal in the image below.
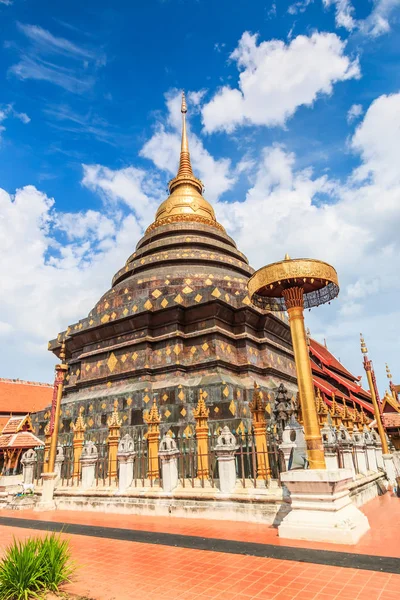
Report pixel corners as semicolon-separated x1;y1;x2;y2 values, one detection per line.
279;469;370;545
35;472;57;511
383;454;396;486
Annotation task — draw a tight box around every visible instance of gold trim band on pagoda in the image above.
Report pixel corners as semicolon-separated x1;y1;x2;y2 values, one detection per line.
146;213;226;234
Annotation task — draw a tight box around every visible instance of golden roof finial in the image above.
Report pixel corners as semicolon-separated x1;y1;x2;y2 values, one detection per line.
386;363;392;380
360;333;368;354
284;253;291;260
147;91;223;233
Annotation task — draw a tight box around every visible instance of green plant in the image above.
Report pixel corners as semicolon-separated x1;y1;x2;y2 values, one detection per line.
39;533;75;592
0;533;75;600
0;537;44;600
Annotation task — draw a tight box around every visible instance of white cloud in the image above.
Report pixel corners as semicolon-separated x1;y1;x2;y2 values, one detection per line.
347;103;363;123
10;23;105;93
323;0;356;30
141;91;236;202
81;164;162;226
0;104;31;138
0;169;158;380
201;32;360;133
360;0;400;37
0;0;13;5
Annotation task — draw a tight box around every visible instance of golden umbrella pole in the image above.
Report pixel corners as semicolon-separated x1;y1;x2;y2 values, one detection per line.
361;336;389;455
283;287;325;468
248;255;340;470
47;342;68;473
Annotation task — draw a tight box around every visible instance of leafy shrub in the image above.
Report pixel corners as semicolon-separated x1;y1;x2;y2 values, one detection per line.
0;533;75;600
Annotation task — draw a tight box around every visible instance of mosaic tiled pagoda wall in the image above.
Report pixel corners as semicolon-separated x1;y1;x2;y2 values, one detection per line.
33;95;297;444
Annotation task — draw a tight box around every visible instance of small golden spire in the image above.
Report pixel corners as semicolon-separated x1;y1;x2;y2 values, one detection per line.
360;333;368;354
59;341;66;364
386;363;392;380
284;253;291;260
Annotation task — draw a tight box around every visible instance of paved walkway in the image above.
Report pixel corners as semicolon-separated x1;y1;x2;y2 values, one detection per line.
0;494;399;599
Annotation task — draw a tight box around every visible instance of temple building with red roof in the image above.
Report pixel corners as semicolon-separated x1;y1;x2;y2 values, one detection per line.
0;414;44;475
0;378;53;435
309;338;374;419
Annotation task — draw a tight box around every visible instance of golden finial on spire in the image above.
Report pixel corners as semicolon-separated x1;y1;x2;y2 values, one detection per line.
284;253;291;260
181;90;187;114
147;90;223;233
360;333;368;354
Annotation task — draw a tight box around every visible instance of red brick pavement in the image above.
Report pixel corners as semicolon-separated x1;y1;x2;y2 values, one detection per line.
0;494;399;599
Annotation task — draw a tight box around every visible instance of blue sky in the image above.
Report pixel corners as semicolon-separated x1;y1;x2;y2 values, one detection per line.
0;0;399;394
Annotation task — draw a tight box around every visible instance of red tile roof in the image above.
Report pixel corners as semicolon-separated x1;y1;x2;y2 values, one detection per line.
382;413;400;428
2;416;27;434
0;431;43;449
0;417;9;434
309;339;357;381
0;378;52;414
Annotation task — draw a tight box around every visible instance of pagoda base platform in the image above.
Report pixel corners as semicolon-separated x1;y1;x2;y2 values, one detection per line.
279;469;371;545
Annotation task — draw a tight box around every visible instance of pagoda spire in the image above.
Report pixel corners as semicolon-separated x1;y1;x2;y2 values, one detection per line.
168;91;203;195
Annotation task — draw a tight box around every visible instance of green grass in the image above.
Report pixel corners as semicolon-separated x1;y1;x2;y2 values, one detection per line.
0;533;76;600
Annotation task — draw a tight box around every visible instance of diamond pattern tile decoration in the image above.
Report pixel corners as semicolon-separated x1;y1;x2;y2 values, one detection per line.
88;418;94;427
111;312;117;320
152;289;162;298
101;314;110;324
144;299;153;310
202;390;208;399
123;308;128;316
182;286;193;294
107;381;112;387
132;305;138;313
205;278;212;285
101;402;107;409
104;302;109;309
85;364;90;372
123;415;128;421
242;296;251;305
174;294;183;304
211;288;221;298
164;409;171;418
166;347;171;356
121;354;127;363
194;294;202;303
236;421;245;435
107;352;118;373
202;342;209;351
164;279;170;284
214;406;219;413
132;352;138;361
161;393;168;401
183;425;193;437
89;319;94;325
127;397;133;406
143;394;150;404
124;288;129;294
178;390;185;401
173;344;181;355
190;346;196;354
161;298;169;308
229;400;236;415
223;386;229;397
185;278;192;284
180;407;187;417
